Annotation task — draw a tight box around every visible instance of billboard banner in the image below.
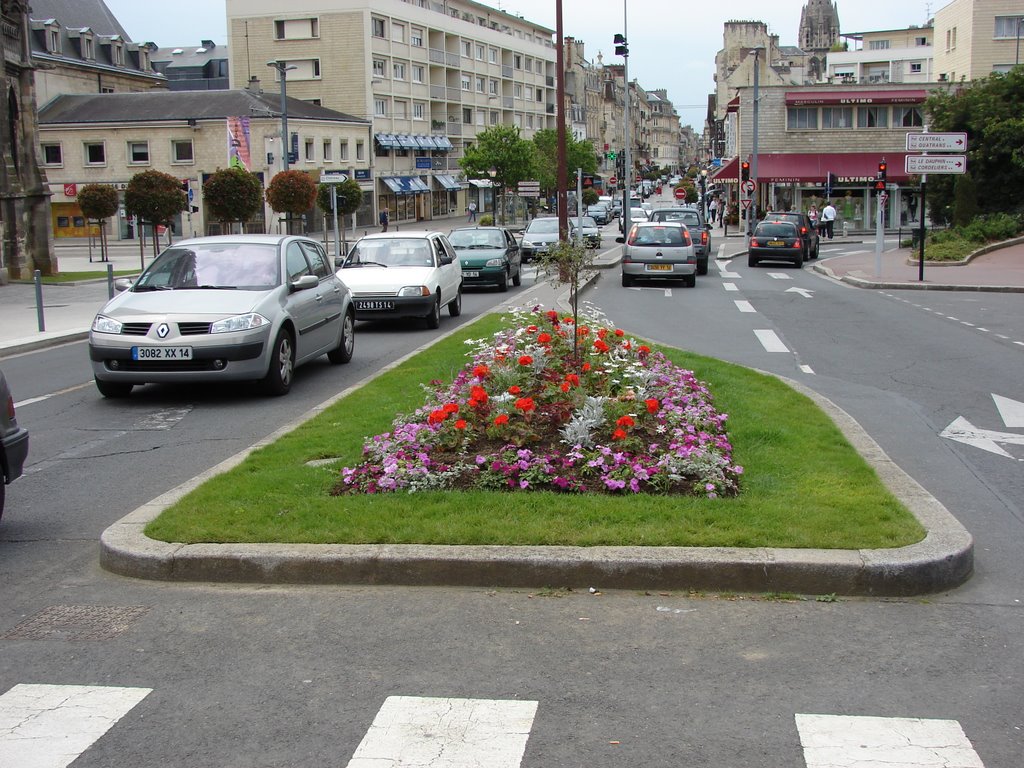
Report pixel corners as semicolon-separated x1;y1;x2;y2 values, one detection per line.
227;116;252;170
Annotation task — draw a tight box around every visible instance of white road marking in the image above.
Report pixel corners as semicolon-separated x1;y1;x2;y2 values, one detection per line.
799;364;815;374
993;394;1024;427
940;416;1024;458
767;272;793;280
14;381;92;409
723;283;739;291
135;407;193;431
734;300;756;313
347;696;538;768
0;683;152;768
960;321;975;327
795;713;985;768
720;268;742;278
786;287;814;298
754;329;789;352
665;288;673;297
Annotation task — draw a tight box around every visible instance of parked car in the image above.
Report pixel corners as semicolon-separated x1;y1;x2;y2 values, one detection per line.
447;226;521;292
617;221;697;288
619;207;651;232
586;203;610;225
748;220;805;268
89;235;355;398
648;206;713;275
338;231;463;328
763;211;819;260
0;367;29;521
574;216;602;248
520;217;562;262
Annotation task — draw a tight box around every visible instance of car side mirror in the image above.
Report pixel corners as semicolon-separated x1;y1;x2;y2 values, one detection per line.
439;254;453;265
114;278;134;293
615;236;625;244
290;274;319;292
334;256;344;268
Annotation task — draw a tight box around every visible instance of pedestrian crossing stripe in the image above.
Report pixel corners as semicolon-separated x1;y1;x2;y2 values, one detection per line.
0;683;151;768
795;713;985;768
346;696;538;767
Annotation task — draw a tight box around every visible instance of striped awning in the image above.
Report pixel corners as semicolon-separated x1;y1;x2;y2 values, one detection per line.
433;174;462;190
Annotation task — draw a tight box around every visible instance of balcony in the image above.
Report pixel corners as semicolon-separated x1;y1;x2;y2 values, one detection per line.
447;87;462;101
546;75;554;87
429;84;446;100
502;65;512;78
446;122;463;136
428;48;445;65
446;52;459;67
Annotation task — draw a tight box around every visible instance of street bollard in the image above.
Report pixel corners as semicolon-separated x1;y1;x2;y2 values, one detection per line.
34;270;45;332
107;263;115;299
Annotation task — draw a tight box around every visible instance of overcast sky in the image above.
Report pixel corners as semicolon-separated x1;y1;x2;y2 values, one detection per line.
103;0;935;129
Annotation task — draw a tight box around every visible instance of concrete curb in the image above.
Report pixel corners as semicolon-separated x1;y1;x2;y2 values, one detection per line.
1;330;89;357
811;261;1024;292
99;296;974;597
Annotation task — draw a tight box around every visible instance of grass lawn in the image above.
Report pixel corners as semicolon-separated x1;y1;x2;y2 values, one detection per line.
36;270;139;283
145;313;925;550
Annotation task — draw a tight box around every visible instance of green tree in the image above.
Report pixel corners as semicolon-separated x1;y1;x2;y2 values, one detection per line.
535;239;597;363
952;172;979;227
461;124;535;191
925;67;1024;223
530;128;598;193
76;184;119;263
316;178;364;252
202;167;264;234
266;170;318;234
124;170;187;257
581;188;599;207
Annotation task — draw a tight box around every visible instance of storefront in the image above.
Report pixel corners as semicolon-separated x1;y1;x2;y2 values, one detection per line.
379;176;430;223
431;174;463;217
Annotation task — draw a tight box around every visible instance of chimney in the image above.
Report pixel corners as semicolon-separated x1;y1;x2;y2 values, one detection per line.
201;40;216;49
247;76;261;94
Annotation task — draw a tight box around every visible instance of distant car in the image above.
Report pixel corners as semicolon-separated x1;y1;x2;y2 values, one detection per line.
648;206;712;275
89;235;355;398
447;226;521;292
520;217;562;262
763;211;819;260
619;207;651;232
586;203;610;225
574;216;602;248
0;367;29;521
749;220;804;268
618;221;697;288
339;231;463;328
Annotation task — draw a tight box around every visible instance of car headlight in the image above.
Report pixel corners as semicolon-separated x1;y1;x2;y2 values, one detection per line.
485;258;504;267
92;315;123;334
398;286;430;297
210;313;269;334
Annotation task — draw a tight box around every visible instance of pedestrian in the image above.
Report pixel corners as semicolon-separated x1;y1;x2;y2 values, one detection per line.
820;201;836;240
467;201;477;222
808;204;819;230
708;197;718;226
379;208;389;232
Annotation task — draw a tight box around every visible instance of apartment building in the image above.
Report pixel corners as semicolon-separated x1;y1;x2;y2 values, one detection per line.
830;26;935;85
647;90;681;172
226;0;557;224
934;0;1024;82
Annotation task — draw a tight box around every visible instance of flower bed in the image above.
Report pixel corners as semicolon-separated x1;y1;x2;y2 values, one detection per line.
336;308;743;497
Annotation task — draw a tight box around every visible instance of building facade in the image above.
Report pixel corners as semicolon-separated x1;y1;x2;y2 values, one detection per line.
830;26;935;85
798;0;841;81
933;0;1024;82
150;41;231;91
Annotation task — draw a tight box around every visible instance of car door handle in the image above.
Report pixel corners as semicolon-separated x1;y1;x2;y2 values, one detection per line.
315;294;324;302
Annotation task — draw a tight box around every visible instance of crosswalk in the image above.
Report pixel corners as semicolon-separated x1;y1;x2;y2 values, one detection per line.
0;684;989;767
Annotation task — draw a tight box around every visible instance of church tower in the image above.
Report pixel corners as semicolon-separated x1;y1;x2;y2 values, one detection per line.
799;0;841;81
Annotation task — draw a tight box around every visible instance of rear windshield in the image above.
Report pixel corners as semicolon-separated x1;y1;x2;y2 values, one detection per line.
755;223;798;237
628;226;687;246
652;210;701;227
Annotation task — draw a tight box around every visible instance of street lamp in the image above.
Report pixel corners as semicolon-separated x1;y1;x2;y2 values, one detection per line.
488;166;500;224
267;60;297;171
614;6;630;238
747;47;764;239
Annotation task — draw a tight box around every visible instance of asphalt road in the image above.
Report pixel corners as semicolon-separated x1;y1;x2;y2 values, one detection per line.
1;229;1022;767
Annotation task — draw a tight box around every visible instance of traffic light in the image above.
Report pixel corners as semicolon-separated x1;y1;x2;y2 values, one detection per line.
874;159;887;191
740;161;750;182
614;33;628;57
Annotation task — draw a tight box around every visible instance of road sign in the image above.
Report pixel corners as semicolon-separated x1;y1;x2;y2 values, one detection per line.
674;188;686;200
741;199;752;209
517;180;540;188
63;183;77;197
906;132;968;152
319;172;349;184
740;179;755;195
905;155;967;175
517;180;540;197
187;188;194;203
609;176;617;185
880;191;889;205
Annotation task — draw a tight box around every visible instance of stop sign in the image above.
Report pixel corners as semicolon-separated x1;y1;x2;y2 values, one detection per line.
609;176;617;185
674;187;686;200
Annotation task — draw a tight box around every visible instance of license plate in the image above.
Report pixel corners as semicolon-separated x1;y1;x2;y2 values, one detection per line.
356;300;395;311
463;271;480;277
131;346;192;361
768;240;785;246
647;264;672;272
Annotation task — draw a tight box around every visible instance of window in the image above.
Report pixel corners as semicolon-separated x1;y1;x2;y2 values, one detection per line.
47;27;61;54
476;76;485;93
41;143;62;166
910;62;922;73
275;18;319;39
868;39;890;50
490;111;498;125
323;139;333;161
372;17;386;38
857;106;888;128
111;43;124;66
392;23;405;43
514;54;522;69
489;47;498;64
172;139;193;163
394;100;407;119
461;40;471;57
821;107;853;129
525;58;533;72
461;73;471;90
272;59;320;80
994;16;1024;38
489;79;498;95
786;107;818;130
84;141;106;165
81;35;94;60
304;138;314;162
893;106;923;127
476;44;484;60
340;141;349;160
536;88;543;102
393;62;406;80
462;107;472;124
514;83;523;99
411;27;423;47
476;109;485;126
413;102;425;120
915;36;928;46
356;141;364;161
375;98;387;117
526;114;533;128
373;58;386;78
412;65;424;83
127;140;149;164
951;27;957;49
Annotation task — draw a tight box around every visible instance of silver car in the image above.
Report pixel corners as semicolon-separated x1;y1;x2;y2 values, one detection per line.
618;221;697;288
520;217;562;262
89;235;355;398
1;367;29;521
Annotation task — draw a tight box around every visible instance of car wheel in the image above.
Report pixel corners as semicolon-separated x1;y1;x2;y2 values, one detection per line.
0;479;4;521
621;272;634;287
697;259;708;276
498;268;510;292
261;329;294;396
327;309;355;364
748;254;759;268
425;295;441;329
793;251;804;268
95;378;133;398
684;274;697;288
812;243;819;259
448;287;462;317
512;265;522;287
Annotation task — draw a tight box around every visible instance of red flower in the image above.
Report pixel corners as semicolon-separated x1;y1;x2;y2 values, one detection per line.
638;345;651;354
514;397;536;413
564;373;579;387
493;414;509;426
537;332;552;343
469;386;488;406
428;409;448;425
577;326;590;337
611;428;628;440
597;328;608;340
616;415;636;428
508;385;521;395
614;328;625;337
546;310;558;321
560;382;570;393
582;362;591;372
473;364;489;379
593;339;610;353
442;402;459;414
527;325;539;333
518;355;533;366
454;419;467;430
645;398;660;414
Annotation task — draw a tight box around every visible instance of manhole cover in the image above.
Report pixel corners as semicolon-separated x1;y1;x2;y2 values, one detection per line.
0;605;150;641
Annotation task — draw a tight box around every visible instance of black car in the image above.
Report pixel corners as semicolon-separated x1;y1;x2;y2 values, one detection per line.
1;367;29;521
586;204;610;225
447;226;522;291
763;211;819;260
749;221;804;267
648;206;712;275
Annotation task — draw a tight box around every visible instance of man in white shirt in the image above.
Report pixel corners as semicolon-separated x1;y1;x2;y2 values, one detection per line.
820;201;837;239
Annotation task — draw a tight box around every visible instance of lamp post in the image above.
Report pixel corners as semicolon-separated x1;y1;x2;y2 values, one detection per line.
614;6;630;239
747;47;763;240
700;168;708;220
267;60;297;171
488;165;500;224
1016;15;1022;66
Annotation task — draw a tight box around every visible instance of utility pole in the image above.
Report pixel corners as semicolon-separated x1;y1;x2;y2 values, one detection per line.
555;0;568;241
614;5;630;239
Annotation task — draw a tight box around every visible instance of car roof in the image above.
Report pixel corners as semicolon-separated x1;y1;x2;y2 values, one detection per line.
449;226;507;232
757;220;798;230
633;220;688;229
170;233;302;247
357;230;447;240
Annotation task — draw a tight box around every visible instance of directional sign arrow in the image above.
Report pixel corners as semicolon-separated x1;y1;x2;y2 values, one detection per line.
785;287;814;298
940;416;1024;458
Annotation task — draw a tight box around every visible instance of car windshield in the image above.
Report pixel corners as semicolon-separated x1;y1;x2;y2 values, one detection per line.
527;219;560;234
755;223;798;237
448;230;506;249
580;217;597;227
628;226;687;246
133;243;280;291
653;211;701;227
629;208;648;219
344;238;435;267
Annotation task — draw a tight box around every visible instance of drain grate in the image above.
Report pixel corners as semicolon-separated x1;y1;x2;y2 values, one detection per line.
0;605;150;641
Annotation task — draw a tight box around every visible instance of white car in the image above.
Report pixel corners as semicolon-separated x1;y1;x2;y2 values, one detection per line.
337;231;463;329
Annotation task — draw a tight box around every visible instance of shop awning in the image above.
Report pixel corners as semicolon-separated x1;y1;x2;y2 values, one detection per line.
407;176;429;192
709;153;913;184
397;134;420;149
382;177;407;194
468;179;494;188
433;136;454;150
412;135;435;150
434;174;462;190
785;89;927;106
374;133;400;149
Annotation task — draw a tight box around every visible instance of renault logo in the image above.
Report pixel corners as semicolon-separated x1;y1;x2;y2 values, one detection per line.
156;323;170;339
